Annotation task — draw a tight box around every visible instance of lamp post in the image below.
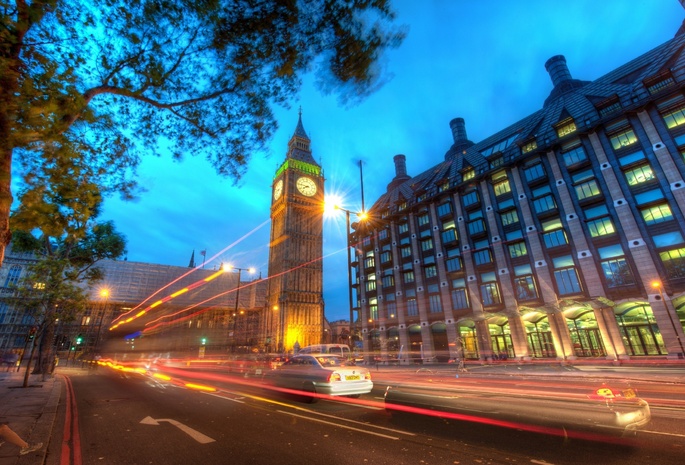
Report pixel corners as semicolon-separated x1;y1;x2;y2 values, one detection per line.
224;264;255;352
94;288;110;355
652;281;685;356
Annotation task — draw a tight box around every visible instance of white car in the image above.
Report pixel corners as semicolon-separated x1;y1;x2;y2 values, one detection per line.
267;354;373;402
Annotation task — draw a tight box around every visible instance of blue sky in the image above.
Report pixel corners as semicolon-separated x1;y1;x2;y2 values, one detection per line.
99;1;685;322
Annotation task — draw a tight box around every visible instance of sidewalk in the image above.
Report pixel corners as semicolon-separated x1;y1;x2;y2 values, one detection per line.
0;369;60;465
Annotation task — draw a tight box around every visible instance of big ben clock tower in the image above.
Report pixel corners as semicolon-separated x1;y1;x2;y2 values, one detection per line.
266;111;324;352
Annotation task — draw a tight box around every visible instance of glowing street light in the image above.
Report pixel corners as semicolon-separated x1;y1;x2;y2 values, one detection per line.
224;264;256;351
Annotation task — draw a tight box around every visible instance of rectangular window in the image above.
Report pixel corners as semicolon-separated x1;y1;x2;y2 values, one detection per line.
446;256;462;272
467;219;486;235
365;280;377;292
508;241;528;258
524;163;546;182
513;264;538;300
424;265;438;279
417;213;430;227
438;181;450;192
574;178;602;201
401;246;412;258
398;223;409;234
428;294;442;313
641;203;674;225
463;168;475;181
662;105;685;129
473;248;493;265
385;301;397;319
587;216;615;237
437;202;452;217
380;251;392;264
407;298;419;316
362;236;372;248
624;164;655;186
553;255;582;295
451;278;469;309
441;228;457;244
610;128;638;150
562;146;587;166
640;203;673;224
462;190;479;207
480;272;501;306
599;100;621;118
521;140;538;153
500;209;519;226
647;75;675;95
543;229;568;248
377;229;389;241
660;248;685;279
403;270;415;284
421;238;434;251
381;275;394;288
493;179;511;196
556;119;577;138
364;256;375;269
598;244;635;287
533;195;557;214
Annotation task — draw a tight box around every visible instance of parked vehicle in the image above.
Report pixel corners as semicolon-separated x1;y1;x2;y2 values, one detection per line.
297;344;352;359
266;354;373;402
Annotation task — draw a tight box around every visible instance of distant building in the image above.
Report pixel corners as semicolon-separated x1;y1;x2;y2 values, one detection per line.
352;23;685;363
0;241;267;357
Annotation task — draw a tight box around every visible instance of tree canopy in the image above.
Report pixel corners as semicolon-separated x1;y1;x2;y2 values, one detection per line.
0;0;406;263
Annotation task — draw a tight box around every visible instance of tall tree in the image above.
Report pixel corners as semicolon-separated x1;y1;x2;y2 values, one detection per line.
0;0;406;263
8;149;126;383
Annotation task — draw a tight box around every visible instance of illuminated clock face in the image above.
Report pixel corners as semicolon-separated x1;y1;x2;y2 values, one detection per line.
296;177;317;196
273;179;283;200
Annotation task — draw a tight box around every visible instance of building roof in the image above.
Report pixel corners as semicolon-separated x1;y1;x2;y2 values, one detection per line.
370;28;685;215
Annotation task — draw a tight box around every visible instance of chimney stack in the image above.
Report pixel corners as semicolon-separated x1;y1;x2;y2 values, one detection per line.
449;118;468;145
545;55;572;87
393;154;407;178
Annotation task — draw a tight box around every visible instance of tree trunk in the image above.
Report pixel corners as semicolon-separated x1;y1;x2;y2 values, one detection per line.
22;338;38;388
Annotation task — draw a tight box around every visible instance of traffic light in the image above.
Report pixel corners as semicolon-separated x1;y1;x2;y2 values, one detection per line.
28;326;37;340
76;334;83;345
201;337;207;345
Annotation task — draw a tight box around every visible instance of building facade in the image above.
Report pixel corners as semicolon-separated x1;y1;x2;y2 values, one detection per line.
0;243;267;358
264;113;325;352
353;28;685;363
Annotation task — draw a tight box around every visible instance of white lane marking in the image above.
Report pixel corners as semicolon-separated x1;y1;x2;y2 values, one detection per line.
277;410;400;440
140;416;216;444
205;392;246;403
640;429;685;438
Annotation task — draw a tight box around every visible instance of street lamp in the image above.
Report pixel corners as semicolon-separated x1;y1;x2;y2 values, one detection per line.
651;281;685;356
333;206;369;322
94;288;110;355
224;264;256;352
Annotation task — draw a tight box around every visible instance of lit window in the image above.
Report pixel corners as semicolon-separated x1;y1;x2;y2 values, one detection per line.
556;119;577;138
624;164;655;186
521;140;538;153
508;241;528;258
463;168;475;181
662;105;685;129
493;178;511;196
659;248;685;279
640;203;673;225
500;209;519;226
610;129;638;150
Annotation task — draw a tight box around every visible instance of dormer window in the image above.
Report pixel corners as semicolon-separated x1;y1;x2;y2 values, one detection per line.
596;96;622;118
521;139;538;154
555;118;577;138
463;168;475;181
438;180;450;192
645;71;675;95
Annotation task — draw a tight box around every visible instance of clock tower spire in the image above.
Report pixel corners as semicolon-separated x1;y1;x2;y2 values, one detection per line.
265;111;325;353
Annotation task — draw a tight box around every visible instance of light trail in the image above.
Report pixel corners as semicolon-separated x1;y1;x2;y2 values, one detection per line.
111;219;270;325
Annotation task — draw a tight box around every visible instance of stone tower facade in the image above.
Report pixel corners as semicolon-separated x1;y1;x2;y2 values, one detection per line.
266;112;325;352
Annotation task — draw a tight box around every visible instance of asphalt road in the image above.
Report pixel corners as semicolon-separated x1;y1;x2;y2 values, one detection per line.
43;367;685;465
